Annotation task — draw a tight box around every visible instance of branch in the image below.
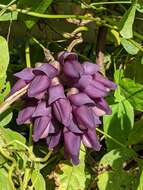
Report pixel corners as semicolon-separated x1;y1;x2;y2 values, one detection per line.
0;85;29;114
96;26;107;75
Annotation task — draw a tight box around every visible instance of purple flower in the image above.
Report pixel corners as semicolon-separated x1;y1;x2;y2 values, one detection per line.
73;105;101;130
32;101;52;142
58;51;83;78
16;99;37;125
11;50;117;165
64;127;81;165
48;84;72;126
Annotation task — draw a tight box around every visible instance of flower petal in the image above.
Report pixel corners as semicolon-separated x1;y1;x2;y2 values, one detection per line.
28;75;50;97
69;92;95;106
14;68;35;81
82;62;99;75
9;79;27;96
17;102;36;125
53;98;72;126
33;63;59;79
64;128;81;165
74;105;101;129
48;84;66;105
33;116;51;142
94;72;117;90
93;98;112;116
47;130;62;149
32;101;51;117
63;60;83;78
82;129;101;151
58;51;78;65
66;118;83;134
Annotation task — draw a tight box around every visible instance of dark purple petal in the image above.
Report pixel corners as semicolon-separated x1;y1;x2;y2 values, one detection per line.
47;130;62;149
48;118;60;134
84;80;109;98
66;118;83;134
17;104;36;125
33;63;59;79
77;75;92;89
9;79;27;96
14;68;35;81
74;106;101;130
82;129;101;151
92;98;112;116
33;116;51;142
48;84;66;105
32;101;51;117
94;72;117;90
82;62;99;75
58;51;78;65
64;128;81;165
63;60;83;78
28;75;50;97
53;99;72;126
69;92;95;106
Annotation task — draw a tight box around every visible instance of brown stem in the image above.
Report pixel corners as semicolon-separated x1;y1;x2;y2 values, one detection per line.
96;26;107;75
67;36;83;52
0;85;29;114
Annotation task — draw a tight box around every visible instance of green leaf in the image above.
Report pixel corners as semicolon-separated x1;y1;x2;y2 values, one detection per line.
49;148;91;190
0;127;26;149
137;1;143;13
97;170;133;190
0;12;18;21
0;169;12;190
137;170;143;190
120;78;143;111
120;38;139;55
0;109;13;127
0;36;9;91
128;119;143;145
18;0;53;29
119;2;136;39
99;148;136;170
31;170;46;190
103;100;134;151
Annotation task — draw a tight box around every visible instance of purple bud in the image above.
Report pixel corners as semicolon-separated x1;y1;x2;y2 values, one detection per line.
9;79;27;96
48;84;66;105
33;116;51;142
14;68;35;82
28;75;50;97
69;92;95;106
47;130;62;149
74;105;101;130
82;61;99;75
92;98;112;116
16;100;37;125
94;72;117;90
82;129;101;151
58;51;78;65
64;128;81;165
53;98;72;126
66;118;83;134
32;101;51;117
33;63;59;79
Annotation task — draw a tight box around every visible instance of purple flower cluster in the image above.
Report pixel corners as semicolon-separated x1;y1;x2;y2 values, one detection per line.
10;51;116;165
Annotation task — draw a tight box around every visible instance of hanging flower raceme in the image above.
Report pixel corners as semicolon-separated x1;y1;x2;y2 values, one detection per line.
10;51;116;165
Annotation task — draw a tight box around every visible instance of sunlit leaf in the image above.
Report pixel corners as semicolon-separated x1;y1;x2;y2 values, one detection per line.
119;2;137;39
103;100;134;151
48;147;91;190
120;78;143;111
0;36;9;91
0;168;12;190
120;38;140;55
31;170;46;190
128;119;143;145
